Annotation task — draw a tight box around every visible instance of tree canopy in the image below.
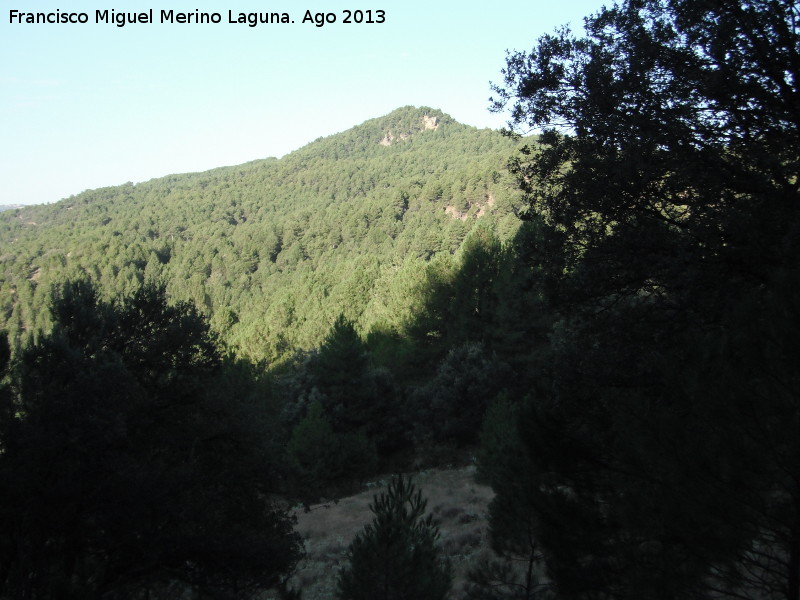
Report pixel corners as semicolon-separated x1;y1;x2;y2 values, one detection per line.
0;281;302;599
494;0;798;311
488;1;800;598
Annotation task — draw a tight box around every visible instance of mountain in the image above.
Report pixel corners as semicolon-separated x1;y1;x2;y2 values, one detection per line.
0;106;526;362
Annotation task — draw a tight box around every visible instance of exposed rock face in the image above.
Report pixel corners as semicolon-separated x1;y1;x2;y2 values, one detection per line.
422;114;439;130
379;114;440;146
445;205;469;221
445;193;495;221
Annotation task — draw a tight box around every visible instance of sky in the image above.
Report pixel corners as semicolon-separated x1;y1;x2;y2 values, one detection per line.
1;0;607;206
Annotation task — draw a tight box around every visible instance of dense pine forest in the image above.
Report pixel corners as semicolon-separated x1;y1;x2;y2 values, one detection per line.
2;0;799;599
0;106;525;363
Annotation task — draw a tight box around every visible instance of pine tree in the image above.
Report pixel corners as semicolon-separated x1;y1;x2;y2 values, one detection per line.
336;475;452;600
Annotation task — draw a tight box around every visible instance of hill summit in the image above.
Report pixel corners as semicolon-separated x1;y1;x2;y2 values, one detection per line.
289;106;462;161
373;106;449;146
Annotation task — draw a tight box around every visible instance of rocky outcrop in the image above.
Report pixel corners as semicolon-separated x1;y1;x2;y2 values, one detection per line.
379;114;440;146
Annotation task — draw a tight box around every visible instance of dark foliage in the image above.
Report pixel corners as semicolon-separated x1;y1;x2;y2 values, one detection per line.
0;281;302;600
420;342;512;444
286;399;377;500
489;0;800;598
468;396;552;600
494;0;799;314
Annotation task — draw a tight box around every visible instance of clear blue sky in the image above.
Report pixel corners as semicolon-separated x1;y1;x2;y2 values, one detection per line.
1;0;607;205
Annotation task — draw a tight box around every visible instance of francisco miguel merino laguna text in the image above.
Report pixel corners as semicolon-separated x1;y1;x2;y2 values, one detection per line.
8;8;387;27
9;9;293;26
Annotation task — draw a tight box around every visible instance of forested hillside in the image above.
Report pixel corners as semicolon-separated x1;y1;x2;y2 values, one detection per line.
3;1;798;597
0;106;544;599
0;106;524;363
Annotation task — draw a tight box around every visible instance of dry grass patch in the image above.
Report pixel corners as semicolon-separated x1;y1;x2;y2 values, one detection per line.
271;465;494;600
